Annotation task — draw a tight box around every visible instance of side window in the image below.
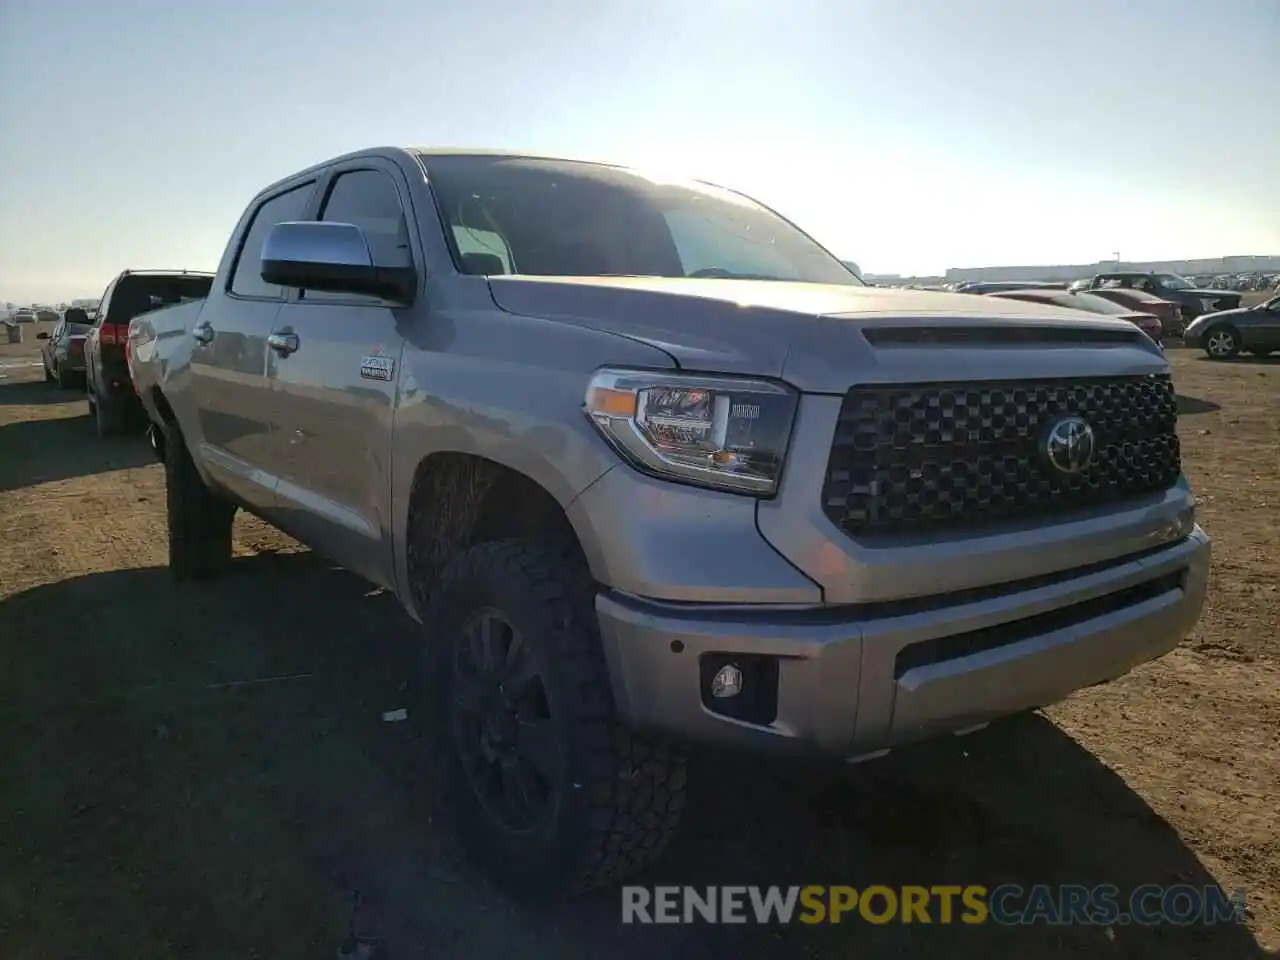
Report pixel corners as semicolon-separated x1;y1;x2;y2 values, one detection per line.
229;182;315;299
305;169;412;301
453;226;514;274
95;278;118;325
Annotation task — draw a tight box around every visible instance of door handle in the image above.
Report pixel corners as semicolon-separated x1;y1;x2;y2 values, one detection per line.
267;331;300;356
192;321;214;345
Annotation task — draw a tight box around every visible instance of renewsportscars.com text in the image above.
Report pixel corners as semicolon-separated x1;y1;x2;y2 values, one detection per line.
621;884;1247;926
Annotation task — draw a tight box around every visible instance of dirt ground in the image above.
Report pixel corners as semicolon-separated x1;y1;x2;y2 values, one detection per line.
1;333;1277;959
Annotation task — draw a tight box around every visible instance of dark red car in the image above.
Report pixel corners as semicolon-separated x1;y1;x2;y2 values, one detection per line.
1084;287;1185;336
986;289;1164;346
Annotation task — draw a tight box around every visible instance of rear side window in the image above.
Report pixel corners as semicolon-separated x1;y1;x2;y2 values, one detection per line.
94;277;119;326
230;182;315;299
106;276;215;324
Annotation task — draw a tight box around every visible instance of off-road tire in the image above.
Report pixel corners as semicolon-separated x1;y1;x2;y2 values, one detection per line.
420;539;687;899
165;425;236;581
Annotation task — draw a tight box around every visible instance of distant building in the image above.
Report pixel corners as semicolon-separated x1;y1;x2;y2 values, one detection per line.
944;255;1280;284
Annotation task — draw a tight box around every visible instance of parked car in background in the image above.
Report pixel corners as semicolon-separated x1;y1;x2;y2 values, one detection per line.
126;146;1206;900
1084;287;1186;336
12;309;36;323
1182;292;1280;360
956;280;1070;294
987;289;1163;346
36;310;93;387
1087;272;1240;322
85;269;215;437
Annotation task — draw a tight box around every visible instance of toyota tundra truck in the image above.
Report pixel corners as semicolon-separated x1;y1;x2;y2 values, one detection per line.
127;148;1210;899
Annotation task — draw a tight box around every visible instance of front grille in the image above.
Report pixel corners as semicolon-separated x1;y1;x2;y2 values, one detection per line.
822;375;1181;536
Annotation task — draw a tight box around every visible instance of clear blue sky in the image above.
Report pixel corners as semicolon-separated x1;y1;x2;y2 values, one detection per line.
1;0;1276;302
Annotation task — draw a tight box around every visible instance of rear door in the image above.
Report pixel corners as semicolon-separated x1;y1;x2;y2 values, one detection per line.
262;161;418;587
185;180;316;511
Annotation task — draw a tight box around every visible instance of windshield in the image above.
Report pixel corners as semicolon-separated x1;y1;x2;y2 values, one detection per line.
1064;293;1133;316
423;155;861;285
1155;273;1194;290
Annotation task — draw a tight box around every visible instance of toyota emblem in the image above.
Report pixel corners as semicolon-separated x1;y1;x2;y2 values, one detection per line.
1043;416;1096;475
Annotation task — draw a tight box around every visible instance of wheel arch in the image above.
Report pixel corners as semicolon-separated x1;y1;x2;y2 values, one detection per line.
397;448;600;622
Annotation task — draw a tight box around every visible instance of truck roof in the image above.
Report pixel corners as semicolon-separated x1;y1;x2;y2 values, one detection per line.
252;146;706;201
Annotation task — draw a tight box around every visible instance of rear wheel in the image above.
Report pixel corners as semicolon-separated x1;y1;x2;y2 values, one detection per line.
420;539;686;899
55;362;75;389
165;425;236;581
1204;326;1240;361
92;388;126;437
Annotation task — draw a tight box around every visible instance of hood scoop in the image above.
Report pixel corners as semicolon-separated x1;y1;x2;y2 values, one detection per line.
862;324;1143;347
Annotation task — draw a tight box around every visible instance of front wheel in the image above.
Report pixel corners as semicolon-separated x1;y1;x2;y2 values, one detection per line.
421;540;687;899
1204;326;1240;361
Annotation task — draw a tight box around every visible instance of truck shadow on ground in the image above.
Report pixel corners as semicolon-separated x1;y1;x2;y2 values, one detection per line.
0;375;83;406
0;399;153;494
0;550;1265;960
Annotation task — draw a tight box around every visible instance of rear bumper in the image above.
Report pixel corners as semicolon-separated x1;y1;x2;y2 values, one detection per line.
596;528;1210;758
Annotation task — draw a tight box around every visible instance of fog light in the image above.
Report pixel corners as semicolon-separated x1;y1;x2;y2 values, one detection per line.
710;663;743;699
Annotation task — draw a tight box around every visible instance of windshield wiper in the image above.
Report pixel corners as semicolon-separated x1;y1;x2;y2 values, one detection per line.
687;267;787;281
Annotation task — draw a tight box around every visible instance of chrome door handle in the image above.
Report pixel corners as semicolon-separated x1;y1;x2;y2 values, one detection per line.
192;321;214;345
267;331;300;356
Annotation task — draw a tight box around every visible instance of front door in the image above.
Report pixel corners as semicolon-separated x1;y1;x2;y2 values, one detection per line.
186;180;315;511
1249;297;1280;351
263;163;417;587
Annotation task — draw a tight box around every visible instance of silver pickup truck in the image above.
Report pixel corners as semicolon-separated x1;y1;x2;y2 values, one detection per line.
128;147;1210;898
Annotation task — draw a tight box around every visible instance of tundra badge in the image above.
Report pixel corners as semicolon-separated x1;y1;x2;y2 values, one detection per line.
360;356;395;382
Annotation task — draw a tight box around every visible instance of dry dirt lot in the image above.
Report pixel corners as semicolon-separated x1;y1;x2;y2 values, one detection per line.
1;335;1277;959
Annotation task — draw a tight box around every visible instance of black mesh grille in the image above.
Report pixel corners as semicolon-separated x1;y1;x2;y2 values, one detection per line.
822;375;1181;536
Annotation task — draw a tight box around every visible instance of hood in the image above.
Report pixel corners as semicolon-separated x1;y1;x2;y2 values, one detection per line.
1186;304;1255;328
485;276;1159;392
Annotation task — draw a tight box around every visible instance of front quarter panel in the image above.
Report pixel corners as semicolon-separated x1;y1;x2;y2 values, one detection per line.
389;282;679;620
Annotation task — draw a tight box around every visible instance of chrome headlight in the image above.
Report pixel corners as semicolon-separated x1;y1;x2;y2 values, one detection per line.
584;368;798;495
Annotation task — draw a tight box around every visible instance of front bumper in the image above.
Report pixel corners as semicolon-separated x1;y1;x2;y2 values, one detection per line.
596;528;1210;758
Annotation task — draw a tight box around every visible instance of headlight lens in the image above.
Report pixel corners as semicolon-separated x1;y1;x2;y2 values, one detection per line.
584;368;798;495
